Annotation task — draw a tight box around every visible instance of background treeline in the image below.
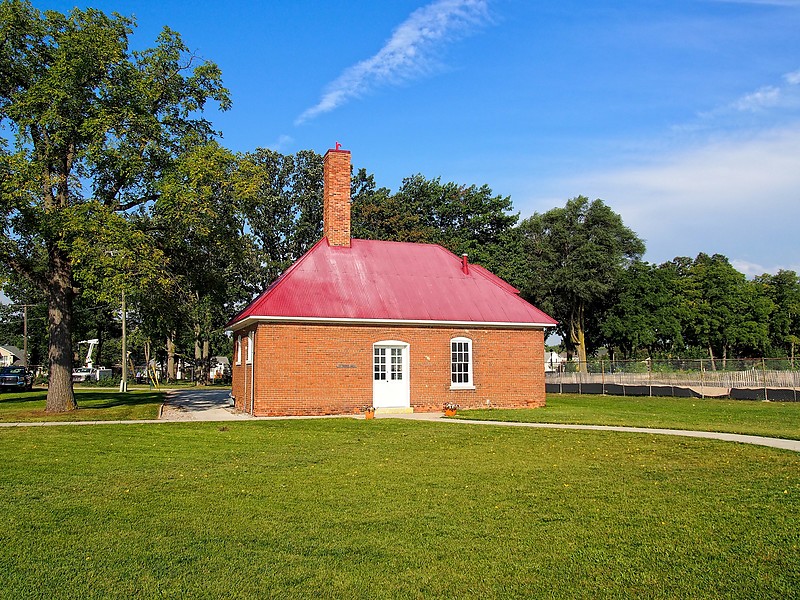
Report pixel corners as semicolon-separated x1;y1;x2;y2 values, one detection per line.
3;146;797;377
1;2;797;406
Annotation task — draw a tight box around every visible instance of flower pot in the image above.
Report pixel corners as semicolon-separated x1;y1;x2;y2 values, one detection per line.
444;408;457;417
365;411;375;420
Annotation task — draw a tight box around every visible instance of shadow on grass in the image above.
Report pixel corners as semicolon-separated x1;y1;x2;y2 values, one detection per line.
0;389;164;422
0;390;160;406
0;390;47;404
80;392;162;409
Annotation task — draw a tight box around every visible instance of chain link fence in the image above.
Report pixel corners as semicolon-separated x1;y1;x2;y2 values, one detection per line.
546;357;800;401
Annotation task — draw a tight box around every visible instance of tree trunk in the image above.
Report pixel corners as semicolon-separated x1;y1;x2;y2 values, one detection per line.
202;338;210;385
708;345;717;371
166;334;176;381
45;246;76;413
569;301;588;373
194;322;203;385
96;324;103;370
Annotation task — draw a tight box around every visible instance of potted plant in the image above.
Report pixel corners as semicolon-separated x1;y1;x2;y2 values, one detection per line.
364;406;376;420
443;402;459;417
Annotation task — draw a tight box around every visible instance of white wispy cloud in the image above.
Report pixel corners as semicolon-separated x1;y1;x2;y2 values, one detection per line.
552;123;800;271
268;134;294;151
785;69;800;85
733;85;782;111
731;259;800;278
295;0;491;124
696;68;800;120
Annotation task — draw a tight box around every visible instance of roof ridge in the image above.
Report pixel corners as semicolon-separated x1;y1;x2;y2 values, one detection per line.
435;245;521;295
469;263;521;295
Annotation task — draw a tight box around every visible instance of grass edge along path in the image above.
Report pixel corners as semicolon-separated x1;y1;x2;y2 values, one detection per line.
0;419;797;599
454;393;800;441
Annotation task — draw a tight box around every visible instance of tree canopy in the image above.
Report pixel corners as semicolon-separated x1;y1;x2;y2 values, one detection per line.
518;196;645;366
352;173;519;275
0;0;229;410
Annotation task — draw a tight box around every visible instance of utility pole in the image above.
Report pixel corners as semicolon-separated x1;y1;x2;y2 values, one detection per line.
8;304;37;368
22;304;27;368
119;291;128;393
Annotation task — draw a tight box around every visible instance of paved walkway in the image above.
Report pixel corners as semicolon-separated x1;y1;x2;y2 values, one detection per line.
160;389;251;421
399;414;800;453
1;391;798;453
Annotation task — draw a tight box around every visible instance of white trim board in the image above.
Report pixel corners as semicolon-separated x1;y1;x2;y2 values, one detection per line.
228;315;556;332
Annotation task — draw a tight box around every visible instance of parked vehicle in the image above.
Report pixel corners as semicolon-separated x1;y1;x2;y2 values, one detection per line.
0;365;33;392
72;339;112;383
72;367;112;383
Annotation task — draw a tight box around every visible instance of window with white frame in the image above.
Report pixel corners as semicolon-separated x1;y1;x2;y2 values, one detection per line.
246;331;254;364
373;347;386;380
236;335;242;365
450;337;474;389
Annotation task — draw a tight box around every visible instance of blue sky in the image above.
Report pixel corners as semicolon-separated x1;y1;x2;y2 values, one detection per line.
36;0;800;276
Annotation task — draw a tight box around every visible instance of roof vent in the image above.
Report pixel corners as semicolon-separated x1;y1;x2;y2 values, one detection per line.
461;254;470;275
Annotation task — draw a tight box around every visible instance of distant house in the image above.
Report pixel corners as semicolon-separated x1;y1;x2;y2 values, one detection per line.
210;356;231;382
544;351;565;372
0;345;25;367
226;147;557;416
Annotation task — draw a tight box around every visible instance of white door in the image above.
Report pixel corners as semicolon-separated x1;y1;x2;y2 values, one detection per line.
372;343;410;408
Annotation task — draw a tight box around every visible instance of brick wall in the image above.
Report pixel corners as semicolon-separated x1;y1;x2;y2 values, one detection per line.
230;322;546;416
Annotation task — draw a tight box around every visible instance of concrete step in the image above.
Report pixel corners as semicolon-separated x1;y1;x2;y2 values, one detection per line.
374;406;414;415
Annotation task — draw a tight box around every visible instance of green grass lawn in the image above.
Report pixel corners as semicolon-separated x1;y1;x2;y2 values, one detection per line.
455;394;800;440
0;389;163;422
0;419;797;598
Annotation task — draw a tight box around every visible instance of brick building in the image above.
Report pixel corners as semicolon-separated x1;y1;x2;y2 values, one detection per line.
227;147;556;416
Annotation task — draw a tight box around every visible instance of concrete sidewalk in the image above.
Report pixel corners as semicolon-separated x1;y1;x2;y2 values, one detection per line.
1;395;798;453
390;412;800;453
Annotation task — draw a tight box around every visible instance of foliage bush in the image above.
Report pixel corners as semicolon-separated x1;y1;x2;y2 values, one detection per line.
77;375;128;388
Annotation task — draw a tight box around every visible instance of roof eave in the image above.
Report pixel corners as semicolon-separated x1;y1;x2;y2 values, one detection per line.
226;315;558;332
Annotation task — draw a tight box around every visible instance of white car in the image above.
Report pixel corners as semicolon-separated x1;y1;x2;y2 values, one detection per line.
72;367;96;383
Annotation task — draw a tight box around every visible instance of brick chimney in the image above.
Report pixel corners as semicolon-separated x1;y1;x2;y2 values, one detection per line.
323;146;351;247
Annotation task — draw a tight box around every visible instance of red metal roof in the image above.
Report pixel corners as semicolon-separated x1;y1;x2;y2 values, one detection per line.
228;238;557;329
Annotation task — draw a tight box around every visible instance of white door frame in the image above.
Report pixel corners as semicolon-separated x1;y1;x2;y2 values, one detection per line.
372;340;410;408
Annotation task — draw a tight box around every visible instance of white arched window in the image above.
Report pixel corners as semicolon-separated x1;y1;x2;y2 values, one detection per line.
450;337;474;389
235;335;242;365
246;331;254;364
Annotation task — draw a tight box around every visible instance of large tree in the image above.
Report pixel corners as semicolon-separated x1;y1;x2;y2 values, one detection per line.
680;253;772;366
235;148;324;288
599;260;684;359
518;196;645;366
754;270;800;361
352;173;519;276
153;141;258;384
0;1;229;411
